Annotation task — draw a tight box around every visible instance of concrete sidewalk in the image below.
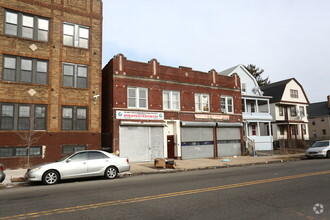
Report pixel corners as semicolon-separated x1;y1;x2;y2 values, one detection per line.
0;154;305;187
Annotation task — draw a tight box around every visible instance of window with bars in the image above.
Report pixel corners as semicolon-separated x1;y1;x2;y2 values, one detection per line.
63;23;89;49
0;146;41;157
195;93;210;112
4;10;49;41
62;106;88;131
0;103;46;131
62;145;86;154
163;90;180;111
220;96;234;114
127;87;148;109
62;63;88;88
2;55;48;84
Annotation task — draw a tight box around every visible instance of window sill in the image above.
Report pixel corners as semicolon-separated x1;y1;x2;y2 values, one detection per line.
62;86;89;90
0;80;49;87
63;45;89;51
1;34;51;44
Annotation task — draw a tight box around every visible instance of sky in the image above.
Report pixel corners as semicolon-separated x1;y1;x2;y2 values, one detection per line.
102;0;330;103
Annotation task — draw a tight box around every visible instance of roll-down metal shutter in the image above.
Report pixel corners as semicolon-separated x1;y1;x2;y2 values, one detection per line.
181;127;214;159
119;126;164;162
217;127;241;156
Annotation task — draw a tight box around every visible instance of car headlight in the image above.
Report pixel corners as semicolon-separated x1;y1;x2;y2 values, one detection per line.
30;167;42;172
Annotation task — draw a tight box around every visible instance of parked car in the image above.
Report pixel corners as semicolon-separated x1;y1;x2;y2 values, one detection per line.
306;140;330;159
0;163;6;183
26;150;130;185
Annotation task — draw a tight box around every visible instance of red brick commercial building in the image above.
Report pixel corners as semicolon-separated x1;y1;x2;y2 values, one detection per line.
102;54;243;162
0;0;103;168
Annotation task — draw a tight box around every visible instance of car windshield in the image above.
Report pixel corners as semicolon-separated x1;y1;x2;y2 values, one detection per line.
311;141;329;148
57;155;71;162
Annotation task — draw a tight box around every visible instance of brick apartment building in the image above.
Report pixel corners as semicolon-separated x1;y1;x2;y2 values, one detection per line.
102;54;243;162
0;0;103;168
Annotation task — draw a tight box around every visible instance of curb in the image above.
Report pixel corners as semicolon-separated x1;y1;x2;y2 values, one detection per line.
1;156;305;188
121;157;304;177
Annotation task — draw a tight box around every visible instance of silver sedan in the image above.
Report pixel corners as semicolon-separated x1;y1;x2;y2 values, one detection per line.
26;150;130;185
0;163;5;183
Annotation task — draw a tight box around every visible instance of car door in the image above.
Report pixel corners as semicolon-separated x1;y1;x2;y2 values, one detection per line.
61;152;88;179
87;151;109;176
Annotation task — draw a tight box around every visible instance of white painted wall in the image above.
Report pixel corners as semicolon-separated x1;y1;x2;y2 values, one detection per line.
282;80;308;103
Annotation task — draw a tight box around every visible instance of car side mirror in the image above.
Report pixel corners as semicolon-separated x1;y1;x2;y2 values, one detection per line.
66;159;71;163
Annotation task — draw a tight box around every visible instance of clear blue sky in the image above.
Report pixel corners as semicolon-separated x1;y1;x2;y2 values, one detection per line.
102;0;330;103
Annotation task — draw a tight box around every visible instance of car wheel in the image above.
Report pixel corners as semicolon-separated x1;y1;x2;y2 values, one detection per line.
42;170;60;185
105;166;118;179
326;151;330;159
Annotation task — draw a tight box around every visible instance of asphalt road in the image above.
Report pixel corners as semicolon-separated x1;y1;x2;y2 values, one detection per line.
0;159;329;220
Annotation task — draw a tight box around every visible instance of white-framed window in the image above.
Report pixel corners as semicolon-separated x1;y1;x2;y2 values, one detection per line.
279;106;284;116
195;93;210;112
163;91;180;111
290;89;299;98
220;96;234;114
299;106;305;117
241;83;246;93
63;22;89;49
128;87;148;109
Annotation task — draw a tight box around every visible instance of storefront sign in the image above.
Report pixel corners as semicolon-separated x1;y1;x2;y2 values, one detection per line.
116;111;164;120
195;114;230;120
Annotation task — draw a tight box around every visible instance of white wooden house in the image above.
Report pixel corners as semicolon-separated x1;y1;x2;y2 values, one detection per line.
219;65;273;154
261;78;309;142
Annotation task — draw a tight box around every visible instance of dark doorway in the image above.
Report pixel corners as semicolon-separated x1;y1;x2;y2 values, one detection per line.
167;135;175;159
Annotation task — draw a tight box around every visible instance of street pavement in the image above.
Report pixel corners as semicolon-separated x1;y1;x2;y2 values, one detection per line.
0;159;329;219
0;153;304;187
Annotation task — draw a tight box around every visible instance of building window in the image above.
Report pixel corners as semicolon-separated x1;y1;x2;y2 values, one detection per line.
2;55;48;84
4;10;49;41
302;124;307;135
279;106;284;116
127;87;148;109
62;106;88;131
163;91;180;111
0;146;41;157
280;126;285;135
323;129;326;135
62;63;88;88
62;145;86;154
321;118;325;122
241;83;246;93
195;93;210;112
290;106;297;117
0;103;46;131
250;102;255;113
299;106;305;117
251;125;256;136
312;121;315;125
290;89;299;98
63;22;89;49
220;96;234;114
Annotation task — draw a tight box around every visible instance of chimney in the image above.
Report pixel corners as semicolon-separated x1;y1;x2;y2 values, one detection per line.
328;95;330;108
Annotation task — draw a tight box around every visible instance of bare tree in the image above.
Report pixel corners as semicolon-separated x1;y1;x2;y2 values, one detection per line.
15;109;45;168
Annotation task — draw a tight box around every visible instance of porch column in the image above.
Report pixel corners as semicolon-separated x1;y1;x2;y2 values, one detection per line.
257;122;261;136
268;122;272;136
267;100;270;113
256;100;259;113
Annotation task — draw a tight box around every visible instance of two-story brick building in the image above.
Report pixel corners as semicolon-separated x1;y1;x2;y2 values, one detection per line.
102;54;243;162
0;0;103;168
